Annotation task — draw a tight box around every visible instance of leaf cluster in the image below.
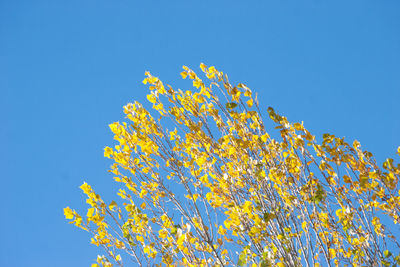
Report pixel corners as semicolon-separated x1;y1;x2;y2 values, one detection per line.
65;64;400;267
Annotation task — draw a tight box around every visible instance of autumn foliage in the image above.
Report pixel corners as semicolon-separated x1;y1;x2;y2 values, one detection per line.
65;64;400;267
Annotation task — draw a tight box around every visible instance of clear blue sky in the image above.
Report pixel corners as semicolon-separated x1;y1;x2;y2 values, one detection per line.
1;1;399;266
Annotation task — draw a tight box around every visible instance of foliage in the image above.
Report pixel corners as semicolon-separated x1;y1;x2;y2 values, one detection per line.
65;64;400;267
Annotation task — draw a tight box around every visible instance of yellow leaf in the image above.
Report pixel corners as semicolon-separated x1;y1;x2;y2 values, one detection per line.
180;71;188;79
176;233;185;246
109;200;117;210
261;133;269;142
159;228;168;239
115;240;125;249
208;66;216;73
136;235;144;243
218;225;227;235
103;147;113;158
302;221;307;231
343;175;351;183
80;182;92;195
193;79;203;88
154;102;164;111
329;248;336;259
246;98;253;107
147;94;157;104
244;89;252;97
243;201;253;214
87;208;95;218
196;156;207;167
336;209;343;219
64;207;74;219
169;128;177;140
224;220;232;230
228;146;236;156
353;140;360;148
200;63;207;72
293;122;303;131
200;174;209;184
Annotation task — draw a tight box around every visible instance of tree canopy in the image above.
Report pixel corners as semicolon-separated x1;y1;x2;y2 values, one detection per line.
65;64;400;267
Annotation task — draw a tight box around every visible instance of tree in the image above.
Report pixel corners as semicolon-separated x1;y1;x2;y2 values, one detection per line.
65;64;400;267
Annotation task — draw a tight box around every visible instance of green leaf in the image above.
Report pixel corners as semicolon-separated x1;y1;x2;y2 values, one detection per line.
395;255;400;264
255;162;263;169
260;259;271;267
384;250;392;258
237;250;247;266
226;102;238;109
263;212;276;223
311;183;326;204
171;224;181;235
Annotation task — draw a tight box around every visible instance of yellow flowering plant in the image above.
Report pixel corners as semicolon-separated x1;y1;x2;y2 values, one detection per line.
65;64;400;267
